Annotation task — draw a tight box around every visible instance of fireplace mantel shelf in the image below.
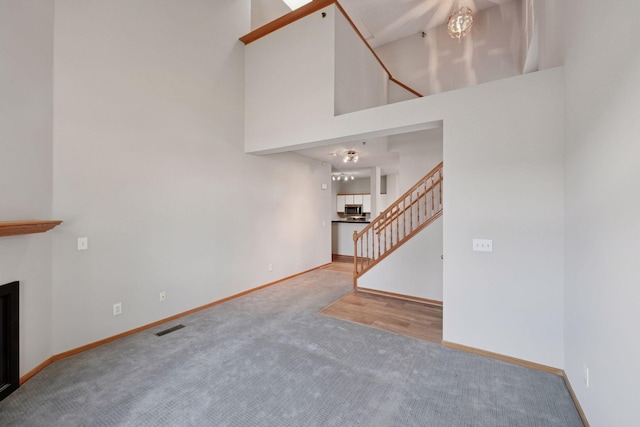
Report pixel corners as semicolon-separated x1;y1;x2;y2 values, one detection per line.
0;220;63;237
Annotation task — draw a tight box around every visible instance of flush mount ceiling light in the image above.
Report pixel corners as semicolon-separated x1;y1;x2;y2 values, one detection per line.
343;150;359;163
447;6;473;42
282;0;312;10
332;173;355;181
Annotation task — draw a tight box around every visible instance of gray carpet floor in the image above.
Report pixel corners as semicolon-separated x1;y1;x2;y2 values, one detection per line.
0;269;583;426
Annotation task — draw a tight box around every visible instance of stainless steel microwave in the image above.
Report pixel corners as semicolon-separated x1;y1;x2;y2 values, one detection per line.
345;205;363;215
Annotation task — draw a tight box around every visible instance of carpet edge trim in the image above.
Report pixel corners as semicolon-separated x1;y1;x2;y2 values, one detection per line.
20;356;54;385
442;340;589;426
562;371;591;427
20;262;331;385
441;340;563;375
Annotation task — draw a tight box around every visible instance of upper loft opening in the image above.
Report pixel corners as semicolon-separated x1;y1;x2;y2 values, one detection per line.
242;1;560;155
248;0;542;99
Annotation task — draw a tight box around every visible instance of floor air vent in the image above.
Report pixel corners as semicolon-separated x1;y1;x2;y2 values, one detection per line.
155;324;185;336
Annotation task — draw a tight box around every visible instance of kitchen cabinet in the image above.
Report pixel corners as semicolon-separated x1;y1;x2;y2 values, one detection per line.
337;193;371;213
362;195;371;213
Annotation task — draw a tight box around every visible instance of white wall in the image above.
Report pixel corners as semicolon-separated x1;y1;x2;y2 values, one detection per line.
535;0;563;70
330;178;340;220
336;178;371;195
332;222;367;256
245;4;336;153
0;0;54;376
563;1;640;424
443;70;564;368
359;216;443;302
334;8;387;115
379;174;397;212
388;80;420;104
389;128;443;193
375;1;524;97
51;0;330;354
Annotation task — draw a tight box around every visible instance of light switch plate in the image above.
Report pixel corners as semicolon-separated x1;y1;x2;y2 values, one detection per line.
473;239;493;252
321;183;328;190
77;237;88;251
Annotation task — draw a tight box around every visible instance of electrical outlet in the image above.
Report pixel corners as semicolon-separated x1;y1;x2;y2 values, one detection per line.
159;291;166;302
113;302;122;316
77;237;88;251
268;263;273;272
473;239;493;252
583;364;589;387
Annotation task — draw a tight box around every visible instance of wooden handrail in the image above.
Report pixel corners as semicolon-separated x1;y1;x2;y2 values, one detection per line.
358;161;443;241
334;2;423;98
240;0;335;45
240;0;423;98
373;176;443;233
389;77;423;98
334;1;391;77
353;162;443;286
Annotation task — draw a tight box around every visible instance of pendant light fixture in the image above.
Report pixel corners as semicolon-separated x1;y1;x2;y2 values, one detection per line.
447;7;473;42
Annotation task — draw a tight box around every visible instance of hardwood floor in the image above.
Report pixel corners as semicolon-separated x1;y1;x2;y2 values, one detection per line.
320;260;443;344
330;254;353;263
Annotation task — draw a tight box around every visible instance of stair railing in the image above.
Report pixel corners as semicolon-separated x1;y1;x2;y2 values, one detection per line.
353;162;443;286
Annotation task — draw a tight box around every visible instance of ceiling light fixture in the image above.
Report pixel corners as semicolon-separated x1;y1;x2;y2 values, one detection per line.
447;7;473;42
343;150;359;163
332;173;355;181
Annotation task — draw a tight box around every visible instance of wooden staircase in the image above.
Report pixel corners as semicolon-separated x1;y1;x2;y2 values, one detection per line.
353;162;443;287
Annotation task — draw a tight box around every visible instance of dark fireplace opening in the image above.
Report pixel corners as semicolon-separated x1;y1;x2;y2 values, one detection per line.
0;281;19;401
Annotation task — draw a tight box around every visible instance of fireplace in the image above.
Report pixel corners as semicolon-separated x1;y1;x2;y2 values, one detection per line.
0;281;19;401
